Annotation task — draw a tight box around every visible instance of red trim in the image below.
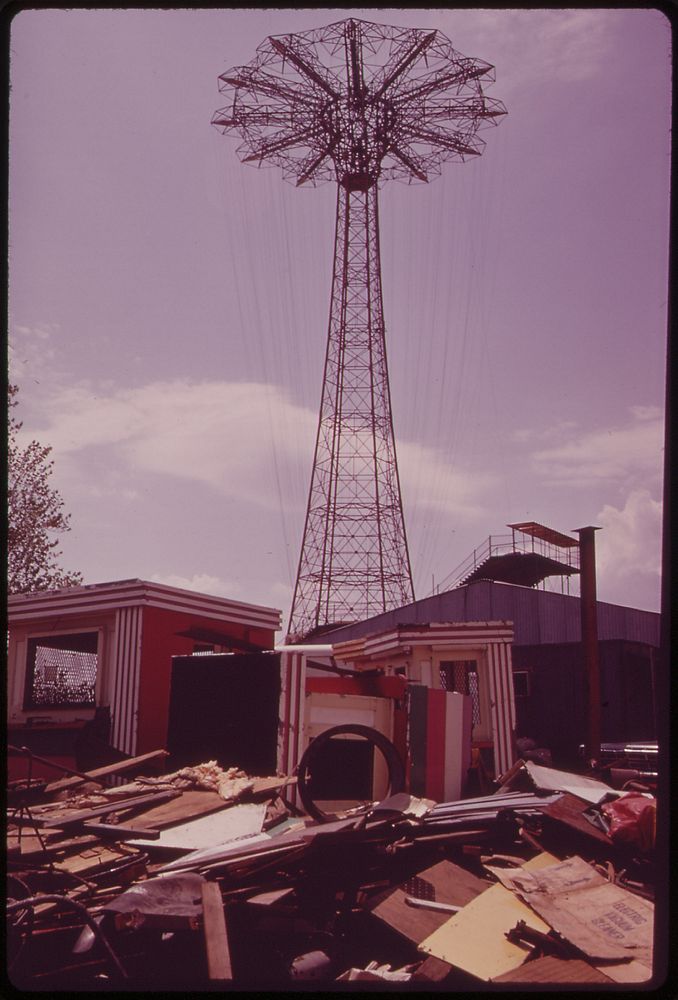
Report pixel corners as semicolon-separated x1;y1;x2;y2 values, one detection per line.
426;688;446;801
305;675;406;698
281;654;293;775
292;653;303;769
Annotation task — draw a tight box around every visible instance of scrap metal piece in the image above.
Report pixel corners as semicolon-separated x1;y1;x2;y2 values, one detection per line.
404;896;461;914
103;872;206;930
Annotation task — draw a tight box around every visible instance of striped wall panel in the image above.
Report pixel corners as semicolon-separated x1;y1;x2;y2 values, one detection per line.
277;651;306;805
110;606;143;756
407;685;473;801
487;641;516;776
444;692;473;801
407;685;429;797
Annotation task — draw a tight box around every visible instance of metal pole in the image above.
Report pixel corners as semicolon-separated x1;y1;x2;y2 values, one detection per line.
575;526;601;767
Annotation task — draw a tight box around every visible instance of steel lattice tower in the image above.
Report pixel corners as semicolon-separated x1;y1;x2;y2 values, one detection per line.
212;17;506;638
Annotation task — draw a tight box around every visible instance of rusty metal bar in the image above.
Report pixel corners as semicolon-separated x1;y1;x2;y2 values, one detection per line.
575;526;602;766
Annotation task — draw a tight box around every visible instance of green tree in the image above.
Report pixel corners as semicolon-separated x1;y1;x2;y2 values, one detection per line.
8;383;83;594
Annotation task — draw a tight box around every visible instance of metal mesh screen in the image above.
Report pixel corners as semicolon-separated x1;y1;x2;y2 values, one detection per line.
439;660;481;727
26;633;98;707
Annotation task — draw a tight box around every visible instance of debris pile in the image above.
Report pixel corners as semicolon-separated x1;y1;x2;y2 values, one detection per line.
7;749;658;988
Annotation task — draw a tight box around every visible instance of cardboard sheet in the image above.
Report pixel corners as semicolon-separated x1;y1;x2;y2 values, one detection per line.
418;852;558;980
490;855;653;967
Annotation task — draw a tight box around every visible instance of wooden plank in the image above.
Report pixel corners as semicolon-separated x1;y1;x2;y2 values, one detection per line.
130;790;230;831
201;881;232;982
41;789;181;828
493;956;614;984
53;844;132;875
249;775;297;797
44;749;169;794
542;791;614;846
418;852;559;981
83;822;161;840
411;955;455;983
369;859;488;946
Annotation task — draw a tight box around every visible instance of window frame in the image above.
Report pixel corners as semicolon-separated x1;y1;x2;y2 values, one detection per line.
22;630;101;710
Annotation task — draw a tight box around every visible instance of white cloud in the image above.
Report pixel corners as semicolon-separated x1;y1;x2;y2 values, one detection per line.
512;420;579;445
530;408;664;488
148;572;239;598
22;377;497;523
629;404;663;422
595;489;662;609
9;323;60;386
23;379;317;509
442;8;617;91
399;438;497;521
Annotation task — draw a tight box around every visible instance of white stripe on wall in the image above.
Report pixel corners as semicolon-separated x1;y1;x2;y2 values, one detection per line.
487;642;516;776
110;606;142;756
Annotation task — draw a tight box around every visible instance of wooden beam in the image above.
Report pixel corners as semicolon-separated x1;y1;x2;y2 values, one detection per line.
41;789;181;829
201;881;233;982
82;822;161;840
44;749;169;794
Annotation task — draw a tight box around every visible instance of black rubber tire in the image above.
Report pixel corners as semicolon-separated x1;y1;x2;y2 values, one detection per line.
296;723;405;822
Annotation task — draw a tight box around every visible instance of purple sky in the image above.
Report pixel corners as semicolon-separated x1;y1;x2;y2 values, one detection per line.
9;8;669;629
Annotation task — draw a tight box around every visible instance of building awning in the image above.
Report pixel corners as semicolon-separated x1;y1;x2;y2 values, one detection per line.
507;522;579;549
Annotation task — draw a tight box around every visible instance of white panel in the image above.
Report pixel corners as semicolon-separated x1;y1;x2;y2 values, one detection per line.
443;692;472;802
309;706;376;727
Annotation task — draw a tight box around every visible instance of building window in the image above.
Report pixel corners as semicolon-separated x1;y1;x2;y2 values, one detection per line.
24;632;98;708
513;670;531;698
440;660;481;727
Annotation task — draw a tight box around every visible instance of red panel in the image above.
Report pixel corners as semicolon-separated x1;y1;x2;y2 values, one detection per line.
135;607;276;756
305;675;406;698
8;754;77;783
425;688;446;802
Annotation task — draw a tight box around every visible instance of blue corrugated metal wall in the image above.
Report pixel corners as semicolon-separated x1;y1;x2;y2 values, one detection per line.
323;580;660;648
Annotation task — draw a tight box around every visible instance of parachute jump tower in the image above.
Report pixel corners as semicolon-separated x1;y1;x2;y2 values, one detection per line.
212;17;506;638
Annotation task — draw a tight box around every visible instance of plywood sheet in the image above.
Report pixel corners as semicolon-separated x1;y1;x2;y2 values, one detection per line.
491;855;653;965
370;859;487;946
131;790;230;830
418;852;557;981
129;802;267;851
493;956;613;984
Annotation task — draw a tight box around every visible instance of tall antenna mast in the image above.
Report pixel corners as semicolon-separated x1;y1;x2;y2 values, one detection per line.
212;17;506;638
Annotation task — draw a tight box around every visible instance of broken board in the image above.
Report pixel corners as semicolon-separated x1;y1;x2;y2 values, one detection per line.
490;854;654;982
418;851;558;981
129;802;268;851
128;790;231;831
369;859;488;946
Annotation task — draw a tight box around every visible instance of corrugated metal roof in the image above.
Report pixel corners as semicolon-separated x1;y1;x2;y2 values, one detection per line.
321;580;660;648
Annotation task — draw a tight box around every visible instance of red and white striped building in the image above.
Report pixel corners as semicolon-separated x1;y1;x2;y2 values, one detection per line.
277;621;517;802
8;580;281;778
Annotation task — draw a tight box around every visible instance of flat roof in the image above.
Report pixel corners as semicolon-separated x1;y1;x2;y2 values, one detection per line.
507;521;579;549
8;578;282;631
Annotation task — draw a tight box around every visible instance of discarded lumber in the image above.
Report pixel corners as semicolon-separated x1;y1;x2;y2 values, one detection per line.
83;822;161;841
44;750;169;795
369;860;488;946
129;790;230;831
41;789;181;829
201;881;233;982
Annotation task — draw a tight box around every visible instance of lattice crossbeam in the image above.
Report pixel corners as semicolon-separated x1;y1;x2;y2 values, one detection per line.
212;17;506;636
